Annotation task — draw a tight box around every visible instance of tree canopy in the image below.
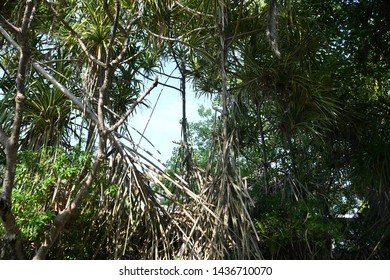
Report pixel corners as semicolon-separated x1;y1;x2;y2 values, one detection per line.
1;0;389;259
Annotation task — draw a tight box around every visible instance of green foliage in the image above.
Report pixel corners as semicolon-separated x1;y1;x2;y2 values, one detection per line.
167;104;217;172
10;147;93;258
254;194;345;259
1;0;390;260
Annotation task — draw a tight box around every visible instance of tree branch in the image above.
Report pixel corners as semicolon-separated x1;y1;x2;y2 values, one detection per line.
103;0;127;36
0;16;20;34
107;75;158;134
31;61;98;123
0;25;20;51
111;1;145;66
104;0;121;63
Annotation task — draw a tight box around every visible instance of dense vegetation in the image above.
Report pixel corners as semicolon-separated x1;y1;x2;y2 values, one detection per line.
0;0;389;259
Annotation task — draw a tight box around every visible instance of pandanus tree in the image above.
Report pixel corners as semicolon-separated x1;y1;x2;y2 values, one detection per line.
0;0;206;259
166;0;390;259
1;0;389;260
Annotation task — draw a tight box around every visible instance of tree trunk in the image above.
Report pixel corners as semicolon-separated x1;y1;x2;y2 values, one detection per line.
0;0;36;260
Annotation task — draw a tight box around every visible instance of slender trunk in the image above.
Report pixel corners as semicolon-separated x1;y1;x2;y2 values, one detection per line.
219;0;229;160
207;0;261;259
179;49;192;177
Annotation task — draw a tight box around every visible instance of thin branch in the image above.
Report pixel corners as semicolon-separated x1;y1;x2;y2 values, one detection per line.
103;0;127;36
120;49;143;65
110;36;130;66
107;75;158;133
111;3;145;66
0;16;20;34
32;61;98;123
105;0;121;63
111;0;121;41
0;25;20;51
34;59;78;84
136;70;182;91
151;68;181;80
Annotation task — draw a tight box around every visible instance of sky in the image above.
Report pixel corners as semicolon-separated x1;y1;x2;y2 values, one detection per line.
129;70;212;164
